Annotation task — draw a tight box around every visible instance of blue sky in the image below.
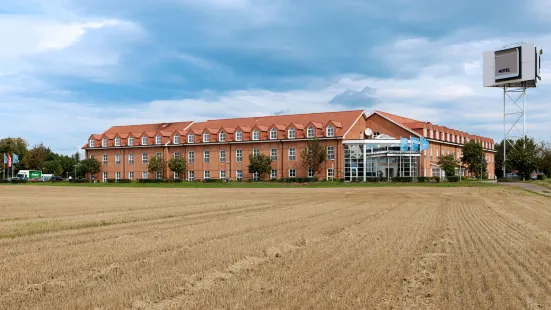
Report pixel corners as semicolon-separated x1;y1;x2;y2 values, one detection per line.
0;0;549;154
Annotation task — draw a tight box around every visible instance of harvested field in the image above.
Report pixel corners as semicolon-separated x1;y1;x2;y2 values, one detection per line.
0;186;550;309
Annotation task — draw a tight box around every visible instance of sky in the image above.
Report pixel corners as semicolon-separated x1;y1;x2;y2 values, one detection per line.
0;0;549;154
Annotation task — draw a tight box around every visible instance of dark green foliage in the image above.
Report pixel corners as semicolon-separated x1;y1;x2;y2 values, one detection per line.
447;176;460;182
148;156;167;178
138;179;166;183
391;177;413;182
462;141;487;179
168;157;187;179
537;174;546;181
80;158;101;181
437;155;459;177
301;139;327;176
247;154;271;179
508;137;538;180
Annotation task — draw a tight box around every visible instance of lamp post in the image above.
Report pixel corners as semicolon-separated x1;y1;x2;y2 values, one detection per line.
459;156;463;183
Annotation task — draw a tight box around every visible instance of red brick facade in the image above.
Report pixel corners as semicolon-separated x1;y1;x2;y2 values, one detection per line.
84;110;496;181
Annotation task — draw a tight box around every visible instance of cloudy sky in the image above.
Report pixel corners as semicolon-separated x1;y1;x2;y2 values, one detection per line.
0;0;549;154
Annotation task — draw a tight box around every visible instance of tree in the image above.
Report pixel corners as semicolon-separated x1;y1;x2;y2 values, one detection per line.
80;158;101;181
44;160;64;176
301;139;327;177
462;141;487;179
168;157;187;179
508;137;538;180
0;137;29;173
494;139;515;178
148;155;167;179
536;142;551;177
248;154;271;179
437;155;459;177
24;144;49;171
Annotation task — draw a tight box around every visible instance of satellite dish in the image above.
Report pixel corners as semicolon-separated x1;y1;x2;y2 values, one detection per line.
364;128;373;137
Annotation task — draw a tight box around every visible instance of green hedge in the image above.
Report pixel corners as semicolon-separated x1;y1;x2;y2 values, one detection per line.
497;178;521;183
537;174;546;181
0;180;11;184
138;179;166;183
10;179;29;184
447;176;460;182
391;177;413;183
69;179;90;183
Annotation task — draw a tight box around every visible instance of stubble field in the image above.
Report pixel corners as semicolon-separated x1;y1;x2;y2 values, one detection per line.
0;186;550;309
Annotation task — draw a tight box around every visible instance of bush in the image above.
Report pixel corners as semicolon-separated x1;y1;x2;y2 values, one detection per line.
366;177;384;182
173;178;183;183
391;177;413;183
118;179;132;183
138;179;165;183
0;180;10;184
537;174;546;181
417;177;429;183
497;178;521;183
106;179;117;183
203;178;222;183
432;177;441;183
10;179;29;184
447;176;460;182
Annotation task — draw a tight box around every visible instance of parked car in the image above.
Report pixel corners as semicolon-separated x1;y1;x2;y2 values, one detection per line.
505;173;519;179
52;176;64;181
530;173;538;180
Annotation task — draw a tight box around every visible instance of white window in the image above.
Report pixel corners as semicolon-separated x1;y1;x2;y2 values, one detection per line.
327;146;335;160
270;128;277;140
436;149;439;159
103;172;108;182
220;150;226;162
308;169;314;178
236;170;243;181
203;132;210;143
236;149;243;162
289;148;296;161
307;126;314;138
253;149;260;157
174;152;180;158
430;148;433;161
219;131;226;142
156;152;162;158
327;168;335;179
142;171;148;179
289;169;296;178
102;138;107;147
156;135;162;145
115;137;120;147
142;152;148;164
220;170;226;179
90;139;95;147
142;136;148;145
102;154;108;165
128;137;134;146
253;172;260;181
204;150;210;162
326;125;335;137
252;129;260;141
156;171;162;179
188;133;194;144
115;154;121;165
204;170;210;179
188;151;194;163
430;129;434;139
271;169;277;179
235;130;243;141
288;127;296;139
116;172;121;180
173;135;180;145
129;172;134;180
271;148;277;161
188;171;195;181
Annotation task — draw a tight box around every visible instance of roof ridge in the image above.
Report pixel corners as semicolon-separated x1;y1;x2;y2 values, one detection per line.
205;109;364;122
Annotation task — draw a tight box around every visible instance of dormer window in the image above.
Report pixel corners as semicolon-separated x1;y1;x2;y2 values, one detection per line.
102;138;107;147
219;131;226;142
235;130;243;141
174;135;180;145
90;139;95;148
307;126;314;138
270;128;277;140
128;137;134;146
326;125;334;137
288;128;296;139
115;137;120;147
188;133;194;143
203;132;210;143
142;136;148;145
252;129;260;141
156;135;162;145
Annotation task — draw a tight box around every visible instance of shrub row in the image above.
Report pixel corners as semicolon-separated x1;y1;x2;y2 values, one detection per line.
497;178;521;183
537;174;547;181
446;176;460;182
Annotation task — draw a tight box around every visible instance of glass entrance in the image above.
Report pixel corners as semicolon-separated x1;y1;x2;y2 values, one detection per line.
351;167;359;181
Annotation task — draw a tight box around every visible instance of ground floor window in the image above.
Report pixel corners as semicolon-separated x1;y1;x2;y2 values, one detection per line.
220;170;226;179
102;172;108;182
253;172;260;181
236;170;243;181
156;172;162;179
271;169;277;179
289;169;296;178
116;172;120;180
142;171;148;179
431;168;441;178
188;171;194;181
129;172;134;180
204;170;210;180
327;168;335;179
308;169;314;178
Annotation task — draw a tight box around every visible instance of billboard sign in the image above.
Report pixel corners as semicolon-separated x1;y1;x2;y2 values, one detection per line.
495;47;521;82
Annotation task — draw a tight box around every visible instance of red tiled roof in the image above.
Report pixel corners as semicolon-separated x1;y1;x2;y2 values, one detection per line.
102;121;193;136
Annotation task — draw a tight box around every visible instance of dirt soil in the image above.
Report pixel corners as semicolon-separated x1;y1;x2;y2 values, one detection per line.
0;186;550;309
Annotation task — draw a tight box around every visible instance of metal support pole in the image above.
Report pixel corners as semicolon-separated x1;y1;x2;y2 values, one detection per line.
363;144;366;182
503;87;506;178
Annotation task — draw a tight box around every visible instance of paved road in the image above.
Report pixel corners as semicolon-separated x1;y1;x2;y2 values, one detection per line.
501;182;551;197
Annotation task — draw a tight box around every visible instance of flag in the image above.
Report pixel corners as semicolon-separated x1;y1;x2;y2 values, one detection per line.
13;154;19;164
400;137;409;152
3;154;6;164
420;137;430;151
410;136;420;152
7;154;11;168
